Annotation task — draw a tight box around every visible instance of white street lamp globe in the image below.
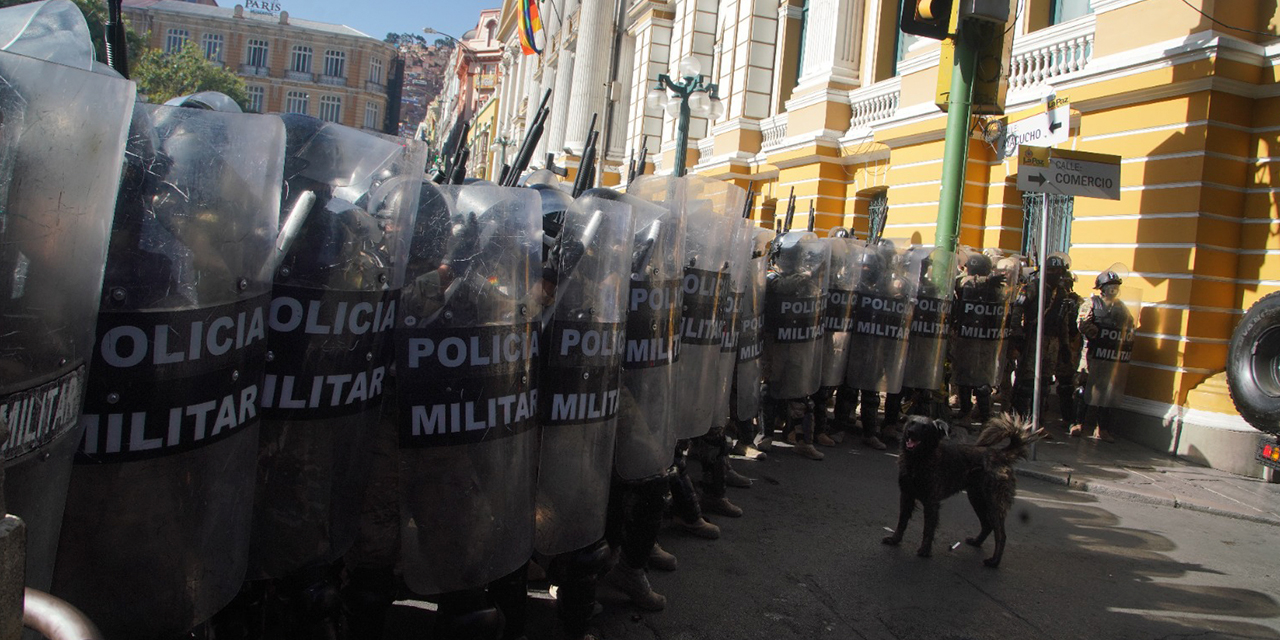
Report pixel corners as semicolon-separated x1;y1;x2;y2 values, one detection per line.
665;96;682;117
677;55;702;79
710;99;726;119
645;88;666;111
689;92;711;117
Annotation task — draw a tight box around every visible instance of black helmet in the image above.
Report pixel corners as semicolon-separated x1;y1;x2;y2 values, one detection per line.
1045;251;1071;270
965;253;993;277
1095;270;1122;289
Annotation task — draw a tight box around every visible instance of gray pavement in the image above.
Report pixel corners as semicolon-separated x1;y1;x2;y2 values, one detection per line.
1016;427;1280;527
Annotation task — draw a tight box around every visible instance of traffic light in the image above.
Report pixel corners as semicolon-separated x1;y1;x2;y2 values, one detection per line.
900;0;955;40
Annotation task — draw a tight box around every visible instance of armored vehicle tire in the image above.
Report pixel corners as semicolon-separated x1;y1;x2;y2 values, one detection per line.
1228;291;1280;434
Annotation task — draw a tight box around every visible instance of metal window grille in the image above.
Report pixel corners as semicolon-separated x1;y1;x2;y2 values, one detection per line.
1021;192;1074;266
868;191;888;242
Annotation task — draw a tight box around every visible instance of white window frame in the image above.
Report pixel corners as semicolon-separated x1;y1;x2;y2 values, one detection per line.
323;50;346;78
319;95;342;122
369;57;384;84
201;33;224;62
164;28;189;54
364;101;381;130
246;86;265;113
285;90;309;115
290;45;313;74
246;39;269;68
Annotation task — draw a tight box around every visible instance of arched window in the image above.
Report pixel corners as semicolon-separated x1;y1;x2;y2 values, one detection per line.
324;50;346;78
319;95;342;123
290;46;313;74
285;90;309;115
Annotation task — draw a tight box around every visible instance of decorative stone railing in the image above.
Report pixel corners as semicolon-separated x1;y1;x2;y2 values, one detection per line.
846;78;901;132
760;113;789;149
1007;13;1096;91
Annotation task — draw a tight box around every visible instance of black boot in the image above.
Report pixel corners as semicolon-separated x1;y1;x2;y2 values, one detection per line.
435;589;503;640
340;566;397;640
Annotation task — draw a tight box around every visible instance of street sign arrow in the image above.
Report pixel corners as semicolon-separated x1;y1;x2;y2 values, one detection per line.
1017;147;1121;200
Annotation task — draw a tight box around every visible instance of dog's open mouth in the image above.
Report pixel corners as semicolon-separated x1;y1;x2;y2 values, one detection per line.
905;438;920;451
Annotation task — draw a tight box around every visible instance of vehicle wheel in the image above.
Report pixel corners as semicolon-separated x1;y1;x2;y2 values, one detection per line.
1227;291;1280;434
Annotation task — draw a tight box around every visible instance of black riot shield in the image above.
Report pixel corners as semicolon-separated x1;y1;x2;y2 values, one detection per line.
902;247;956;391
1084;285;1141;408
731;228;772;422
396;185;542;595
951;249;1021;388
713;220;754;429
0;48;133;595
843;240;920;394
763;231;831;401
819;230;860;388
614;176;686;481
53;104;284;638
249;116;426;580
672;175;746;439
535;192;633;556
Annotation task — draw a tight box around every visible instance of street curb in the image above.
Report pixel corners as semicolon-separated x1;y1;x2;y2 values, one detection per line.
1015;468;1280;528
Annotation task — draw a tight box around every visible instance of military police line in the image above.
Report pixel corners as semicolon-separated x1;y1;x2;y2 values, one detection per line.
0;5;1143;637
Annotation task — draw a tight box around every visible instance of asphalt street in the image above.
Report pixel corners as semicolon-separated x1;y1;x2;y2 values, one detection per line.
387;436;1280;640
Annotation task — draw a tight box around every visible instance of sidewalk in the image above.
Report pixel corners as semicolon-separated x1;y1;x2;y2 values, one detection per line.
1015;429;1280;527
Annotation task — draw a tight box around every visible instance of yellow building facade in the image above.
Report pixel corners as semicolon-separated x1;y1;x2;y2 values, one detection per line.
493;0;1280;475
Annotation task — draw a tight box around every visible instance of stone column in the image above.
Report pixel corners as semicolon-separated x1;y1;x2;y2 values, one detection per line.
607;33;635;159
546;46;576;156
796;0;860;90
564;0;615;154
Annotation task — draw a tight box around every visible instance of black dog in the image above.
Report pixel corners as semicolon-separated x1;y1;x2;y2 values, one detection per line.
881;413;1044;567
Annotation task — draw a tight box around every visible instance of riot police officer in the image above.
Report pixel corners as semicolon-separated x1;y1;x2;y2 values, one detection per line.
1011;252;1082;431
761;220;830;461
1074;266;1139;442
950;252;1014;424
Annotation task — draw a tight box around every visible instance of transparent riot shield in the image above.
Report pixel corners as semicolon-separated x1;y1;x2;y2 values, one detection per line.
614;175;686;481
820;230;860;388
52;104;284;638
249;117;426;580
763;231;831;401
535;192;633;556
396;185;542;595
732;227;772;423
0;0;95;71
1084;274;1141;408
843;240;921;394
902;247;956;391
672;175;746;439
712;218;755;431
951;248;1022;388
0;48;133;597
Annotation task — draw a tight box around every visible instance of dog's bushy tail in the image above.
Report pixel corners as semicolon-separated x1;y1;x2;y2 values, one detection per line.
974;413;1046;465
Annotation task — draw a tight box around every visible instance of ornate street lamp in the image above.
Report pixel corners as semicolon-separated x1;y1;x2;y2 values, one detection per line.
644;55;725;177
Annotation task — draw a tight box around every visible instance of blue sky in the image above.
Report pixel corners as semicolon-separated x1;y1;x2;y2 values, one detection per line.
284;0;501;43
